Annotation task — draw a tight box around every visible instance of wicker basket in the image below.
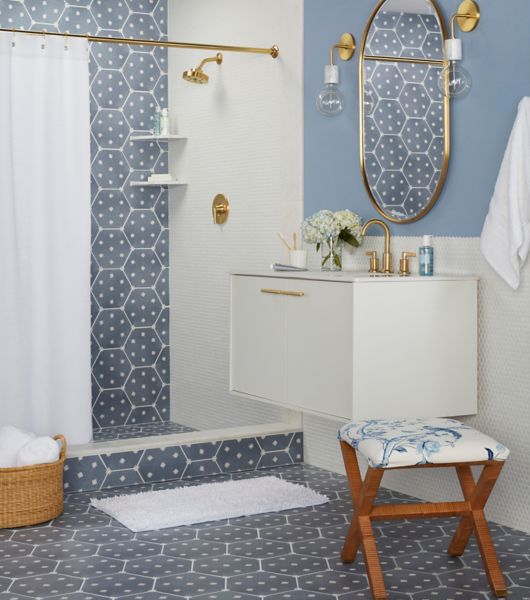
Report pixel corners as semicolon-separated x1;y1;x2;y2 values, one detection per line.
0;435;67;528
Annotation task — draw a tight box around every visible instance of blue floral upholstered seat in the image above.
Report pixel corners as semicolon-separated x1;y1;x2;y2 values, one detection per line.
338;418;510;469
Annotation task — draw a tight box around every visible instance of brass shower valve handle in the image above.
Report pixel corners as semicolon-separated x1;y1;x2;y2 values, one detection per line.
399;252;417;277
212;194;229;225
365;251;380;274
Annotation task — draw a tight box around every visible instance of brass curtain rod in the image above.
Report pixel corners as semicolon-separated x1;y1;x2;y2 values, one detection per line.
0;27;280;58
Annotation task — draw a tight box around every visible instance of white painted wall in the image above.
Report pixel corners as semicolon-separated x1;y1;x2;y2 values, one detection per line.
304;236;530;533
168;0;304;430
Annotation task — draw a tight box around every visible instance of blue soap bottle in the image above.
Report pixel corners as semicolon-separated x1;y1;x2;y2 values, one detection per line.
419;235;434;276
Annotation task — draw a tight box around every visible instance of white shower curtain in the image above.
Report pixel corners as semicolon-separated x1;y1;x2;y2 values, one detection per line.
0;32;92;445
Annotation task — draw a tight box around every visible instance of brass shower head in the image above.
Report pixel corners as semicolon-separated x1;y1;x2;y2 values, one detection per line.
183;52;223;84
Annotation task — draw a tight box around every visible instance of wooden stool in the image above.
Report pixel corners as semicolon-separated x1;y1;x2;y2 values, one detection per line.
338;418;510;600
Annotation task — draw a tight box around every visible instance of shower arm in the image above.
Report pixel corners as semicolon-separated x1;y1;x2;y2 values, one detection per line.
0;27;280;59
197;53;223;70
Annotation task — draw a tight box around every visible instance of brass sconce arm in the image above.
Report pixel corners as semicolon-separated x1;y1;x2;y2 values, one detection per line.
450;0;481;38
329;33;356;64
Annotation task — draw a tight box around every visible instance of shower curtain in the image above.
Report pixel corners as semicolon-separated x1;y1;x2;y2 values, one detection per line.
0;32;92;445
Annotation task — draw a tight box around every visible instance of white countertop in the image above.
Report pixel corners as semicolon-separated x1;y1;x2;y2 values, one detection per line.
231;270;479;283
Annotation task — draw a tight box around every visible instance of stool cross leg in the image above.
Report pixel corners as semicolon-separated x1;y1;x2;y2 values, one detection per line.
448;463;506;593
340;441;507;600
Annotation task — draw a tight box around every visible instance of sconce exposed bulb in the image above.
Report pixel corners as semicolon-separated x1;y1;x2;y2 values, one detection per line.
317;83;345;116
438;38;472;99
438;61;472;99
316;64;345;117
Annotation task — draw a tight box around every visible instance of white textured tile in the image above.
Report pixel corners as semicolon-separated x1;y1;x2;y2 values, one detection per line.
168;0;303;430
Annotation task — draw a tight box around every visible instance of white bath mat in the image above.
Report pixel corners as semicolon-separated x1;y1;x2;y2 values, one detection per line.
91;476;328;532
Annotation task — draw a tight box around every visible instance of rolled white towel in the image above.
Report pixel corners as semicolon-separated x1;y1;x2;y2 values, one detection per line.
17;437;61;467
0;426;36;468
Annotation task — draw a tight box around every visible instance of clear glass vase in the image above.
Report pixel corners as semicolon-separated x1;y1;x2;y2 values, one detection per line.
321;236;342;271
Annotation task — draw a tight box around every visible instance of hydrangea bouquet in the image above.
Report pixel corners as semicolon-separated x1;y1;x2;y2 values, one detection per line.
302;209;362;270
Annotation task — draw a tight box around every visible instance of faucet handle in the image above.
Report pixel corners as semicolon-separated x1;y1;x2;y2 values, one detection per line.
399;251;416;277
365;251;380;274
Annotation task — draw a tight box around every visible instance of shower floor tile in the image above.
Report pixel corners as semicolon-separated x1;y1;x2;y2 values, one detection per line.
92;421;196;442
0;464;528;599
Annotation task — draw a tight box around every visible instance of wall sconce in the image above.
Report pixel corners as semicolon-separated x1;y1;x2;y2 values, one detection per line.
316;33;356;117
438;0;480;99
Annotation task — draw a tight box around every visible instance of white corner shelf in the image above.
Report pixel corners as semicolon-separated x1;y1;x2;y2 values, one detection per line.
130;180;187;188
130;134;187;142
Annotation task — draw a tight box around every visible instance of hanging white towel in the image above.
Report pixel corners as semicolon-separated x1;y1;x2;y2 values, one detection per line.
480;97;530;289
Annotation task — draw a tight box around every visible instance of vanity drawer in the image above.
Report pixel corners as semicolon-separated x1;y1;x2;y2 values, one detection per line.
230;276;288;403
230;275;353;418
352;279;477;420
286;279;352;418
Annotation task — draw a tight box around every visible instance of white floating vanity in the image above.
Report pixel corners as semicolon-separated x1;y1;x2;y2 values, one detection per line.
230;271;478;421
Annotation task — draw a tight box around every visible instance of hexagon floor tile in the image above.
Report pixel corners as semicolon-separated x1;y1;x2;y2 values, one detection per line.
1;464;527;600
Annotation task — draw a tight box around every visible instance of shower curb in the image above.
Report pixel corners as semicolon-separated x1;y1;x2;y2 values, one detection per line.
63;431;303;493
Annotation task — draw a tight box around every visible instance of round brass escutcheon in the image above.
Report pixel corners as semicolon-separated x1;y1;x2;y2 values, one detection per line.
339;33;356;61
456;0;480;33
212;193;229;225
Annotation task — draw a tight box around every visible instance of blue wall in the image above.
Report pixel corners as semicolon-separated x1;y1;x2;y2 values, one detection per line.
304;0;530;236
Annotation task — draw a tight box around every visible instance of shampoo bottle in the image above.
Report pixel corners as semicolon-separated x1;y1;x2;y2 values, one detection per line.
160;108;170;136
153;106;161;136
419;235;434;277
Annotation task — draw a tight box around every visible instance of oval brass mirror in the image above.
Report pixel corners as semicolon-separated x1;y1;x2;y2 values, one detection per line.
360;0;449;223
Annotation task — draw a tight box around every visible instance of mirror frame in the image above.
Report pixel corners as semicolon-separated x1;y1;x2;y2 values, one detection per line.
359;0;450;224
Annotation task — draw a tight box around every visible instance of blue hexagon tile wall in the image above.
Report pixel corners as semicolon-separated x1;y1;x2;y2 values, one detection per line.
0;1;170;429
64;433;304;492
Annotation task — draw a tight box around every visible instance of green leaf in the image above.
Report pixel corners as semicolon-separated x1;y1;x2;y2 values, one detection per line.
316;242;321;253
340;231;360;247
333;253;342;268
322;253;330;266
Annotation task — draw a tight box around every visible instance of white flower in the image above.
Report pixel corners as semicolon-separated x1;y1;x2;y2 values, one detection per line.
302;209;363;248
302;210;341;244
335;210;362;237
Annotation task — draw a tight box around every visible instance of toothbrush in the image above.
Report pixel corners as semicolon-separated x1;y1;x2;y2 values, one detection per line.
278;233;292;251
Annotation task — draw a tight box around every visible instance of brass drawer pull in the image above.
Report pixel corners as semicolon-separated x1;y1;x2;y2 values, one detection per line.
261;288;305;297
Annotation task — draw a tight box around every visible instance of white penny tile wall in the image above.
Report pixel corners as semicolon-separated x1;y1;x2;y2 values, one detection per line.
168;0;304;430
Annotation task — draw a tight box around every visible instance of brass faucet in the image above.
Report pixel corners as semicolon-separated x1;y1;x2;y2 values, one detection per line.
360;219;393;274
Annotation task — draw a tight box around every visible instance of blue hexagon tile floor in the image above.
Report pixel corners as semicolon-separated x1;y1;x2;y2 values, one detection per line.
1;464;529;599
